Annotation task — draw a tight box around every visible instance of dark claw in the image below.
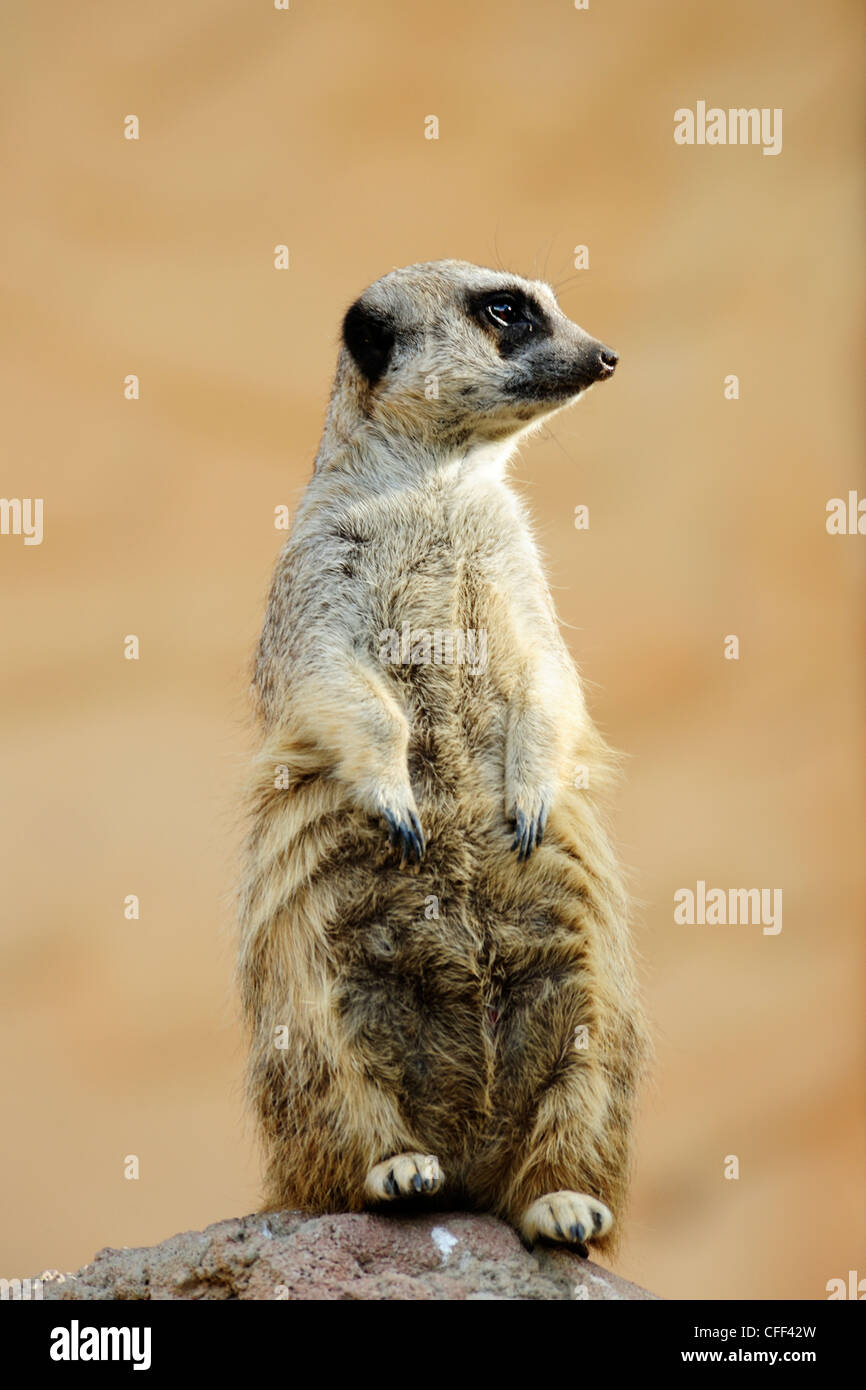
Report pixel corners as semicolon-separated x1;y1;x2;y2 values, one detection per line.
510;810;530;859
383;808;426;865
423;1177;433;1192
411;1172;423;1192
592;1209;604;1232
385;1169;397;1197
407;809;426;862
569;1222;581;1242
510;805;548;861
575;1222;586;1243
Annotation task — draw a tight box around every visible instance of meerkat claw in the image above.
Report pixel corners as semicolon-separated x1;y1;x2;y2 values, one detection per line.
510;805;547;860
383;808;425;864
364;1152;444;1202
520;1192;613;1249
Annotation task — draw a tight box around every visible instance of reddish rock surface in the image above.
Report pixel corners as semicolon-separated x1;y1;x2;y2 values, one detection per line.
29;1212;657;1301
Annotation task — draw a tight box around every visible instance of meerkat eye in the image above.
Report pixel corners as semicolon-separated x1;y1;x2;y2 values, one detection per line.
468;287;547;350
485;296;523;328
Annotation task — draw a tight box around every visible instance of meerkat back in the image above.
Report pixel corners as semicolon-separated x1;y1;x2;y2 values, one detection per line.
237;259;648;1254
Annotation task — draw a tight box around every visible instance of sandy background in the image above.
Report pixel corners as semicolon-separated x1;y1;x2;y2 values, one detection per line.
1;0;863;1299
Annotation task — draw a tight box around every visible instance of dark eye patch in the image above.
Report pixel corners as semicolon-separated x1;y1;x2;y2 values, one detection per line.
465;285;552;357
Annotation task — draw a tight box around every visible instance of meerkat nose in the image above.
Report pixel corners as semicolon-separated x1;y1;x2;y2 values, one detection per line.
595;345;619;379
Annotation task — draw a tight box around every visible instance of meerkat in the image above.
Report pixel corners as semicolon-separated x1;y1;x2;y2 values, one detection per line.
237;259;648;1255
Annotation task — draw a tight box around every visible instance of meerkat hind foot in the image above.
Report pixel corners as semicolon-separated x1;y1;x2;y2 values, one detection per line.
364;1152;444;1202
520;1191;612;1250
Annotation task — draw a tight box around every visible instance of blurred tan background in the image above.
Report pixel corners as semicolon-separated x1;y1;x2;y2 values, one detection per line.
1;0;863;1299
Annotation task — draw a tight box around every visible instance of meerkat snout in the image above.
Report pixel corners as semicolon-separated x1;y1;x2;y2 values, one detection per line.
338;260;618;447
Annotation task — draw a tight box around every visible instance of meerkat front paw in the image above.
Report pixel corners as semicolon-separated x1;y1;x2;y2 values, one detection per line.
509;799;549;860
519;1191;613;1251
364;1152;444;1201
366;782;425;864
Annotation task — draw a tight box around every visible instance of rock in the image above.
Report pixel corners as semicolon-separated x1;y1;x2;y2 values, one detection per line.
26;1211;657;1301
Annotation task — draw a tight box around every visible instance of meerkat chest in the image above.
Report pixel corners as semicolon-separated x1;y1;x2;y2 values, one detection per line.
331;489;538;697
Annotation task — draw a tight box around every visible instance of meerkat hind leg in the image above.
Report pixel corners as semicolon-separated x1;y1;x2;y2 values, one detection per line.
364;1152;444;1202
520;1191;613;1251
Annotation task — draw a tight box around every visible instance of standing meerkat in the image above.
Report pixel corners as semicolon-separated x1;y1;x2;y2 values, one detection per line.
238;259;648;1254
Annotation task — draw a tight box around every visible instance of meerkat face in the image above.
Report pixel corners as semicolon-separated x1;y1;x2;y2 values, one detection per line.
339;260;618;448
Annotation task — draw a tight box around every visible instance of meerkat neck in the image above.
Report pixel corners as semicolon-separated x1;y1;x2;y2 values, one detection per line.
314;416;516;493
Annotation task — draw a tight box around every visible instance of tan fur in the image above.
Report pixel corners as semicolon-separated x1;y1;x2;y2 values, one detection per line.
237;260;649;1253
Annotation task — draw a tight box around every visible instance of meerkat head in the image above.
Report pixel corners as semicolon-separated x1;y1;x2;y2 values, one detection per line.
337;259;618;452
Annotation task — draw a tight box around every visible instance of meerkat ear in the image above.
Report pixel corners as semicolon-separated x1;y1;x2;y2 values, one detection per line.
342;300;395;386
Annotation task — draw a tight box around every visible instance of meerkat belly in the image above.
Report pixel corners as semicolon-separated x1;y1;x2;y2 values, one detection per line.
323;774;587;1157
